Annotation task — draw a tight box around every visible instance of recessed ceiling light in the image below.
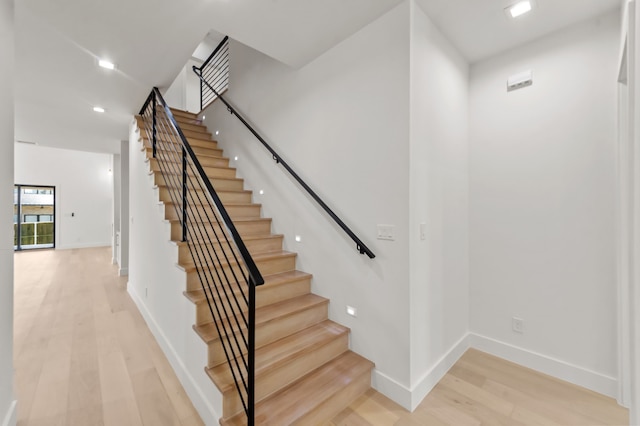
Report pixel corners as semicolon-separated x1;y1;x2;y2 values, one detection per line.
507;0;533;18
93;106;105;113
98;59;115;70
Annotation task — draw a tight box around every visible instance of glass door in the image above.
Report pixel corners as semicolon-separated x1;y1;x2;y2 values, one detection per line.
14;185;55;250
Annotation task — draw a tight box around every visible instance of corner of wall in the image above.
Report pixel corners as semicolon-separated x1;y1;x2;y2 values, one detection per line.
469;333;619;398
374;333;470;412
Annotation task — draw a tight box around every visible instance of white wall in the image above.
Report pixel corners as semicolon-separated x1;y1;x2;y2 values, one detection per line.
127;121;220;424
14;144;113;249
469;11;621;397
0;0;15;424
118;140;129;275
112;153;121;263
203;1;413;406
408;0;469;409
164;59;204;114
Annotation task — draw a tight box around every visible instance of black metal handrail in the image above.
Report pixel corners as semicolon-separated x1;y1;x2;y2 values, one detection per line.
194;36;229;111
192;65;376;259
139;87;262;425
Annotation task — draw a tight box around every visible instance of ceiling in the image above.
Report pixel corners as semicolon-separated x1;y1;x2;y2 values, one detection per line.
14;0;621;155
416;0;621;63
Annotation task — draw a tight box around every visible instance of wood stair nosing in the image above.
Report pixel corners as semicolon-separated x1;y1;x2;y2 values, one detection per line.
137;119;211;140
159;186;252;206
164;203;262;223
150;153;230;169
153;125;211;138
176;233;283;263
168;218;271;244
178;250;296;273
211;321;350;417
186;270;312;326
141;133;219;150
153;173;245;192
149;159;237;179
169;108;198;119
145;143;224;159
145;145;227;162
183;251;297;291
221;351;374;426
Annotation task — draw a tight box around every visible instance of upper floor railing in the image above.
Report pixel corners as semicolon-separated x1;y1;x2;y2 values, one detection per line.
194;36;229;111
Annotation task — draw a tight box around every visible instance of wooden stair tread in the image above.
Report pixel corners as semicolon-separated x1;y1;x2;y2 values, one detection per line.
177;250;296;272
222;351;374;426
149;152;230;164
169;108;197;118
184;270;310;305
194;293;328;343
168;216;270;226
158;185;251;196
207;320;349;393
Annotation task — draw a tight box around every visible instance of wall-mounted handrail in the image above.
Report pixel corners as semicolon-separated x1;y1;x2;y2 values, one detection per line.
139;87;262;425
192;66;376;259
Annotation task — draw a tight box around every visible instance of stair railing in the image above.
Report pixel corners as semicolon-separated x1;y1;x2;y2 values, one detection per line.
194;36;229;112
139;87;262;425
192;64;376;259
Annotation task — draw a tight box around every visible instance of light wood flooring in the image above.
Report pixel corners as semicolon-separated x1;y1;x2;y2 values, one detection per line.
14;247;629;425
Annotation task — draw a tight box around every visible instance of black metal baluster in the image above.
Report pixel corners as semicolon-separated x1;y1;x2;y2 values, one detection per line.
182;145;187;242
152;93;157;158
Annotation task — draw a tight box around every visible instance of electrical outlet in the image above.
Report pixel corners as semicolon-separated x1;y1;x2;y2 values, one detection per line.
512;317;524;334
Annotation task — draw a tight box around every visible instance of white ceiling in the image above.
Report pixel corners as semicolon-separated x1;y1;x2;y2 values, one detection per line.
415;0;621;63
14;0;621;155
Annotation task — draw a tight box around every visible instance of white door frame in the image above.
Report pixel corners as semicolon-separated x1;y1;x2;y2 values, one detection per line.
619;2;640;422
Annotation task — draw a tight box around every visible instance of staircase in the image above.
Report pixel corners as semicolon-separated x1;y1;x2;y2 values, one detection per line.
135;108;374;425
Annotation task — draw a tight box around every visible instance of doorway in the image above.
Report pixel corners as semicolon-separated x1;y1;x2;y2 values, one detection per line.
13;184;56;250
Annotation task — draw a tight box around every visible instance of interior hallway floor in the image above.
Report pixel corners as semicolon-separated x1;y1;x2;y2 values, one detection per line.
13;247;629;425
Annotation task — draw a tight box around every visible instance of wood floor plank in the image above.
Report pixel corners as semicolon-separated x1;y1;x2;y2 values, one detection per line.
14;248;202;426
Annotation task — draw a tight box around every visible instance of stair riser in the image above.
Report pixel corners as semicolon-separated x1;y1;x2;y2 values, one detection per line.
155;173;244;192
145;146;229;168
142;132;218;151
292;370;372;425
169;109;198;120
178;235;282;264
159;187;252;206
221;334;349;418
172;220;271;246
186;255;296;291
207;301;329;368
155;127;211;140
145;143;223;159
175;121;209;133
149;158;237;179
165;203;261;223
194;277;311;326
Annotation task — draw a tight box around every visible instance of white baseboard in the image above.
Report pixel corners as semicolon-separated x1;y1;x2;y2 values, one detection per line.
373;333;470;412
127;284;219;425
118;267;128;276
56;242;111;250
469;333;618;399
2;400;17;426
409;333;471;411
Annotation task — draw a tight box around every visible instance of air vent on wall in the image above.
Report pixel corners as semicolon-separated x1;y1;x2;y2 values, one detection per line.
507;70;533;92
